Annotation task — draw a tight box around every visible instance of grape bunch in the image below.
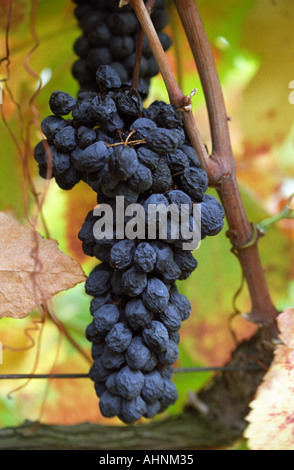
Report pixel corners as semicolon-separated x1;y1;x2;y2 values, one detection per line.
34;64;225;423
72;0;172;95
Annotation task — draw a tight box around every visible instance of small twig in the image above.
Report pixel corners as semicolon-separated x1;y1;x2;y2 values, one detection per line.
171;169;187;178
105;138;146;149
257;194;294;234
124;128;137;145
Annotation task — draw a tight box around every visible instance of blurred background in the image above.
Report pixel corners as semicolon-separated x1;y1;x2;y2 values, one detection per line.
0;0;293;428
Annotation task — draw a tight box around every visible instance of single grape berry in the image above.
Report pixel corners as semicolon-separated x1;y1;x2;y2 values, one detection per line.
85;264;112;296
71;141;109;173
41;116;67;142
124;298;154;330
121;266;148;297
180;167;209;202
133;242;156;273
99;390;122;418
109;239;135;270
142;320;170;353
54;126;77;152
108;145;138;181
120;396;147;424
145;128;181;154
93;304;120;335
159;304;182;333
115;365;144;400
142;278;170;313
101;346;126;370
125;336;152;370
105;323;133;353
49;91;76;116
96;65;122;90
141;371;165;403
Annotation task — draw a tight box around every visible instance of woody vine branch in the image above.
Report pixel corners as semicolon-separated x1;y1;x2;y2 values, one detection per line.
129;0;278;334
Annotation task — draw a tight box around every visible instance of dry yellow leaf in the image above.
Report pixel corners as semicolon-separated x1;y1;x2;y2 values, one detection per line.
0;212;86;319
244;308;294;450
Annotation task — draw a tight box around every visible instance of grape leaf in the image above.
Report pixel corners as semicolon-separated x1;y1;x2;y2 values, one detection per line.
0;212;86;319
244;308;294;450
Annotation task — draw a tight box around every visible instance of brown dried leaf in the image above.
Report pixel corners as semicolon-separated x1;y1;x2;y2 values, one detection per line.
0;212;86;319
244;308;294;450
